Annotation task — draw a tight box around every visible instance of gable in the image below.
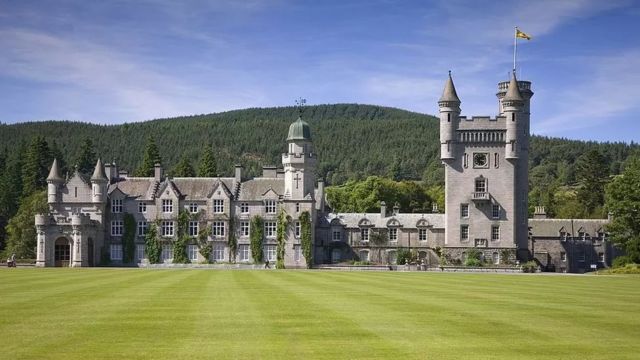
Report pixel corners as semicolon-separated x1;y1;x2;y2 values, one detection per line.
61;173;92;203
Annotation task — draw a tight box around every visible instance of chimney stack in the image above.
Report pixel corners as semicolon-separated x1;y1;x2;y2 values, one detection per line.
235;164;243;183
154;163;163;182
380;201;387;218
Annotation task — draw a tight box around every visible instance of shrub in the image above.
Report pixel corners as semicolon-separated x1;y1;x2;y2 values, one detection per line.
613;256;632;268
465;258;483;267
521;261;538;273
464;248;483;267
396;248;416;265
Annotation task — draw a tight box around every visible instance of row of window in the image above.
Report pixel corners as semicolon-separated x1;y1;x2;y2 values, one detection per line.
460;204;500;219
460;225;500;241
111;199;294;215
112;220;303;238
560;231;607;241
110;244;302;263
559;251;605;263
358;228;429;242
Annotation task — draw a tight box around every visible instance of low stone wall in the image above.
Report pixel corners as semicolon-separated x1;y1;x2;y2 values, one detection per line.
139;263;306;270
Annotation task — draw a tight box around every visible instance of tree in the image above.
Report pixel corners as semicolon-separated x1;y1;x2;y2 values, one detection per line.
3;190;47;259
576;149;608;217
173;155;196;177
49;140;68;177
299;211;313;268
605;156;640;263
198;146;217;177
144;223;161;264
22;136;52;196
75;138;97;175
276;209;288;269
0;147;25;251
250;215;264;264
135;137;161;177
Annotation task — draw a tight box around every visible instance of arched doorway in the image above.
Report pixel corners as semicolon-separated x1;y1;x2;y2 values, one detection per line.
54;237;71;267
331;248;341;263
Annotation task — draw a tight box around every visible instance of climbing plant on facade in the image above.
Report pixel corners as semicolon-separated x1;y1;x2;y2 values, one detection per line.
145;222;161;264
173;209;191;264
228;216;238;263
276;209;288;269
196;225;212;263
299;211;313;268
250;215;264;264
122;213;136;263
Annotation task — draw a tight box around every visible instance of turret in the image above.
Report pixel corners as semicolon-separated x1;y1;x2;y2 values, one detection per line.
502;73;524;159
282;116;316;199
90;158;108;203
438;72;461;160
46;159;64;204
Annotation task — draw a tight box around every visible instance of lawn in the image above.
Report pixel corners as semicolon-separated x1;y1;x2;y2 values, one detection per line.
1;269;638;359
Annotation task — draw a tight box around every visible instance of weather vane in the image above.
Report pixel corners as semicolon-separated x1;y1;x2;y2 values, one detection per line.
295;97;306;117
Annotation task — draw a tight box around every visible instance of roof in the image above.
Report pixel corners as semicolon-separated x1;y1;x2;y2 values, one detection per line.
503;72;524;102
323;212;445;229
529;218;608;238
108;178;156;200
438;72;461;103
286;117;312;141
90;158;108;182
47;158;64;182
238;178;285;200
171;178;235;200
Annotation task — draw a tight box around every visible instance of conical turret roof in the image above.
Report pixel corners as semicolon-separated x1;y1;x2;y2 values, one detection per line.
287;117;312;141
439;72;461;103
503;72;523;102
90;158;108;182
47;158;64;182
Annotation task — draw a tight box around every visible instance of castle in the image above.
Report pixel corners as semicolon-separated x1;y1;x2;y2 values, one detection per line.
34;73;616;272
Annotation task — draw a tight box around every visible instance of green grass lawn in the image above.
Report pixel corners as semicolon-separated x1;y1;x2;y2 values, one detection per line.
1;269;639;359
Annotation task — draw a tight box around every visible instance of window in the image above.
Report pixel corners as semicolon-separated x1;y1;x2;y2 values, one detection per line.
239;245;250;262
579;232;587;240
294;245;301;262
389;228;398;242
213;199;224;213
460;225;469;241
136;244;145;260
295;202;300;213
212;222;225;238
460;204;469;218
138;202;147;213
475;178;486;193
463;153;468;168
240;221;250;237
492;205;500;219
492;252;500;265
560;231;568;240
161;245;173;262
578;252;585;262
599;252;605;262
111;220;123;236
189;203;198;214
359;250;369;262
213;244;225;261
560;252;567;261
332;230;341;241
387;251;397;264
265;200;276;214
264;245;276;262
295;222;301;238
110;244;123;260
162;199;173;213
111;199;122;213
240;202;249;214
491;226;500;241
188;245;198;262
419;229;428;242
361;228;369;242
137;221;148;236
264;221;277;238
494;153;499;168
161;221;174;237
189;221;199;237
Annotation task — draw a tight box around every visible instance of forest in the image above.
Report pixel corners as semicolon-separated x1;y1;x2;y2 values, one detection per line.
1;104;639;258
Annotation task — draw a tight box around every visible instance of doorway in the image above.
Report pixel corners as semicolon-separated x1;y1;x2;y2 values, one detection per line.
54;237;71;267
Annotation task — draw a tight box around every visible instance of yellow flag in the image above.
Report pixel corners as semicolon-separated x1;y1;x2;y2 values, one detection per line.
516;28;531;40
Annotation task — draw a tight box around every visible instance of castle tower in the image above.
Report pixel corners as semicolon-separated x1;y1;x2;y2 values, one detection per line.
90;158;108;204
282;116;317;199
440;72;533;261
46;158;64;204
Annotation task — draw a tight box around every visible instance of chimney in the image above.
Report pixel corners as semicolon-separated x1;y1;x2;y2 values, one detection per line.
154;163;163;182
432;203;439;213
262;165;277;178
393;203;400;216
235;164;243;183
534;205;547;219
316;179;325;211
380;201;386;218
119;170;129;179
105;162;119;183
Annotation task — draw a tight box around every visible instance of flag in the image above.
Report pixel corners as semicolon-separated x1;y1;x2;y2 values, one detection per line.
516;28;531;40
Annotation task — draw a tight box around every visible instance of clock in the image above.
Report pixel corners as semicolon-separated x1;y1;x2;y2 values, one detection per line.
473;153;488;168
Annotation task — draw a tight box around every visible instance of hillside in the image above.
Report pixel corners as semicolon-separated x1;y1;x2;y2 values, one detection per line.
0;103;637;186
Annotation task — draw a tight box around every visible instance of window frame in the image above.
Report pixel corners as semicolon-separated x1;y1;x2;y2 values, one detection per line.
213;199;224;214
111;220;124;236
162;199;173;213
111;199;123;213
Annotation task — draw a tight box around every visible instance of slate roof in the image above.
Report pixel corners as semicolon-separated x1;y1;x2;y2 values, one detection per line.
108;178;156;200
529;218;608;238
47;158;64;182
438;72;461;103
323;212;445;229
503;72;524;102
238;178;285;200
171;178;235;200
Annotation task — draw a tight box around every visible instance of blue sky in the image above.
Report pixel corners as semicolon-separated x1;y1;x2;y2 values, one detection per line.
1;0;639;142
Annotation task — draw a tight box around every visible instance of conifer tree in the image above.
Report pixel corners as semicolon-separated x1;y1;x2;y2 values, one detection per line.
173;156;196;177
75;138;97;175
198;147;217;177
49;140;68;177
605;156;640;263
22;136;52;196
576;149;608;217
135;137;161;177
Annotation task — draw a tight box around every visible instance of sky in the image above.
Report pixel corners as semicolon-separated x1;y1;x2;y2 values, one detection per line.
1;0;639;142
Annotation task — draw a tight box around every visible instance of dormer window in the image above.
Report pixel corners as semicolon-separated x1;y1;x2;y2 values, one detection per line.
213;199;224;213
265;200;276;214
162;199;173;213
189;203;198;214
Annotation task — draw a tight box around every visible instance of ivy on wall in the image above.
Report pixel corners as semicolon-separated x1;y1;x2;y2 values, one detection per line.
197;225;212;263
228;216;237;263
145;222;161;264
250;215;264;264
173;209;191;264
299;211;312;269
122;213;136;263
276;209;288;269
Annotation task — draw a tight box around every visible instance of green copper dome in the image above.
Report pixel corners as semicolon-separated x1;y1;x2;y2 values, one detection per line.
287;117;312;141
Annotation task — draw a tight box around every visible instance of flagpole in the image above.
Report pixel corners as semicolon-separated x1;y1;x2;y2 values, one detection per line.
513;26;517;74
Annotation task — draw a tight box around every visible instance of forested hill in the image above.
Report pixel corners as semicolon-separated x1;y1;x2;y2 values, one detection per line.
0;103;637;186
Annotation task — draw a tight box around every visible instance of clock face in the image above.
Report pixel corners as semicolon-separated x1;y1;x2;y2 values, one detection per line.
473;153;488;168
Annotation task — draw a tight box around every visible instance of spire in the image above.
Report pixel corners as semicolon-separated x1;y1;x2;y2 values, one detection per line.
46;158;63;182
438;71;461;104
503;72;523;102
90;158;108;182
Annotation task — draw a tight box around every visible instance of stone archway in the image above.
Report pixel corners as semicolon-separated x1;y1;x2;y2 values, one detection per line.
54;237;71;267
